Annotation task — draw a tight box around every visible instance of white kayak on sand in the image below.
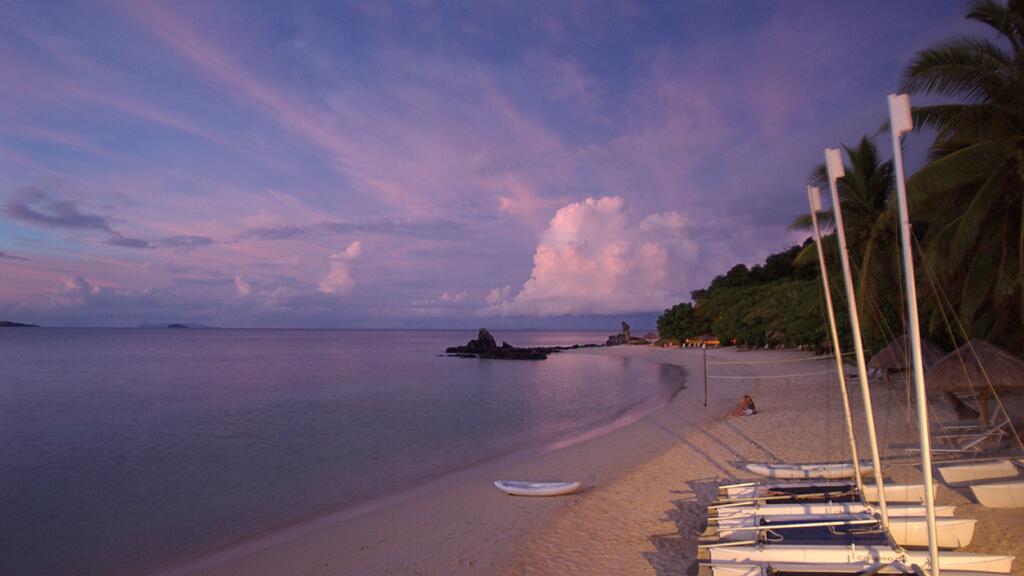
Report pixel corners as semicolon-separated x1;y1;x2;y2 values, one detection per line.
494;480;581;496
744;461;873;480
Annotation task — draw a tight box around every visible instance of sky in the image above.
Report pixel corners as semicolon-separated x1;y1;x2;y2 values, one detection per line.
0;0;977;329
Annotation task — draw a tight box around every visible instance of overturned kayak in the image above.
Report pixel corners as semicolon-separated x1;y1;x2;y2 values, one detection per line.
744;461;873;480
494;480;581;496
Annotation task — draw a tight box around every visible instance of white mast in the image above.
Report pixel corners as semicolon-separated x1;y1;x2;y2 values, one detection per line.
889;92;939;576
806;185;864;494
824;148;890;528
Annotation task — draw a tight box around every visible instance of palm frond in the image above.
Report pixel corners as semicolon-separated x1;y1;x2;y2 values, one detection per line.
952;160;1013;259
902;37;1020;102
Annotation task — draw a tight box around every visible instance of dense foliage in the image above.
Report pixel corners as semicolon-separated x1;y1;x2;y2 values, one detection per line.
659;0;1023;357
658;244;849;350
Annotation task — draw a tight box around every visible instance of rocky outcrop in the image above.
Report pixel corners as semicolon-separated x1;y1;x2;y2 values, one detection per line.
605;321;649;346
446;328;600;360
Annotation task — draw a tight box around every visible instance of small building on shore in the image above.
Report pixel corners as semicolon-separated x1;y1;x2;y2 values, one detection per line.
684;334;720;348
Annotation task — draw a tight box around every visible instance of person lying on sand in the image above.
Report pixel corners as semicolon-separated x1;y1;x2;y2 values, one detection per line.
732;394;757;416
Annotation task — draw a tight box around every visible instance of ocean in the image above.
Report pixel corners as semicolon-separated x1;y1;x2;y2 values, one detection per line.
0;329;683;575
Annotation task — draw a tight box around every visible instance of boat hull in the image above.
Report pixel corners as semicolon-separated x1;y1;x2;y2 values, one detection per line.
716;516;976;549
714;503;957;519
938;460;1017;485
971;480;1024;508
723;482;935;504
744;462;873;480
709;545;1013;573
493;480;580;496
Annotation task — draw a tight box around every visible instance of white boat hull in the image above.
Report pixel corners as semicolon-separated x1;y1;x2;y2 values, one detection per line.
861;482;936;504
938;460;1017;485
493;480;580;496
709;545;1013;573
745;462;873;480
715;515;976;548
714;503;956;519
971;480;1024;508
710;562;1004;576
723;482;935;504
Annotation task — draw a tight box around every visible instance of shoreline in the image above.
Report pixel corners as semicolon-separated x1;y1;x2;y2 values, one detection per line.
155;346;713;576
155;345;1024;576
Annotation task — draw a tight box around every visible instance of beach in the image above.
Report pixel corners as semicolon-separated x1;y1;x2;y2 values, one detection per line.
169;344;1023;576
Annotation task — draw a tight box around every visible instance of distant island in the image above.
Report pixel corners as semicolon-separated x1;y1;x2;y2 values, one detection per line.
0;320;40;328
137;321;214;329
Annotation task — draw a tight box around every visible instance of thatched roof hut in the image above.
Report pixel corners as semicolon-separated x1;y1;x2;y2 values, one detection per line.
926;339;1024;426
868;334;945;372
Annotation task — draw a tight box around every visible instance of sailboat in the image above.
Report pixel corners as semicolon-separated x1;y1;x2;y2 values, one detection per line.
700;94;1014;575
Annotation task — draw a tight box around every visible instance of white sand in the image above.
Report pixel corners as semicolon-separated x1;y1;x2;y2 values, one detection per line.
167;346;1023;576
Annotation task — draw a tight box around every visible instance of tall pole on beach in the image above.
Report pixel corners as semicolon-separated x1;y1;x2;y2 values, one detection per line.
806;185;864;494
889;93;939;576
703;344;709;408
824;148;890;528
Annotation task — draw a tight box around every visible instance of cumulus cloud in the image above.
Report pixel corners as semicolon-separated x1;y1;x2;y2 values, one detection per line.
484;196;697;316
318;240;362;295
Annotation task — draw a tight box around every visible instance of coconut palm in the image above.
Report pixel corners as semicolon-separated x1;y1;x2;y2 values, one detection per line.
901;0;1024;353
790;136;900;346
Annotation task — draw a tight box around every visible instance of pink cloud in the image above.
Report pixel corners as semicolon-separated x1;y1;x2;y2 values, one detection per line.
485;196;696;316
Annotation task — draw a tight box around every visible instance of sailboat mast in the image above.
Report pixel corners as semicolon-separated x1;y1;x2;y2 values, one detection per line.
889;93;940;576
824;148;890;529
806;185;864;495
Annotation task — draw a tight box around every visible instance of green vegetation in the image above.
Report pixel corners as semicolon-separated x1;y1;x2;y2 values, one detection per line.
659;0;1023;356
658;244;845;351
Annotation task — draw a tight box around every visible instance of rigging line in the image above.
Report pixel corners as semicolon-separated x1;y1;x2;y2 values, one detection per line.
707;352;853;366
913;234;1024;452
914;232;1014;445
846;250;925;457
707;368;840;380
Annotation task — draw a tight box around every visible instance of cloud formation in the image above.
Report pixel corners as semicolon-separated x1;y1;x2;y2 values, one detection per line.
5;187;113;231
318;240;362;295
485;197;697;316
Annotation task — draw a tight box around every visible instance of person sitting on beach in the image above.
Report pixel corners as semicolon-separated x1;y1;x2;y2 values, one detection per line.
732;395;757;416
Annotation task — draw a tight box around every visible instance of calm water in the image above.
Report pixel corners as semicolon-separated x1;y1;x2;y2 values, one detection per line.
0;329;682;576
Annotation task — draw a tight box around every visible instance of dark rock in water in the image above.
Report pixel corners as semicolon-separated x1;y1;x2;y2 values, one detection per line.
606;331;649;346
0;320;40;327
606;333;628;346
167;323;189;329
446;328;601;360
622;321;631;341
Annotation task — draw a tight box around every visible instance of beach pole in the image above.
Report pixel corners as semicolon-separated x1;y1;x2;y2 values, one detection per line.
824;148;890;529
703;344;709;408
806;185;864;495
889;92;939;576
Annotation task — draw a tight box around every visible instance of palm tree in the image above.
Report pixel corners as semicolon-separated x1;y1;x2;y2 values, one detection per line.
901;0;1024;352
790;136;900;347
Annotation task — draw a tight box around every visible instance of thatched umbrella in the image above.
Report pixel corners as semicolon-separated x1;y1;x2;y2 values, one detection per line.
926;339;1024;427
868;334;945;372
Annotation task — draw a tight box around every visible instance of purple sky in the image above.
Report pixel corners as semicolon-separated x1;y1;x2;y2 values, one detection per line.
0;1;974;328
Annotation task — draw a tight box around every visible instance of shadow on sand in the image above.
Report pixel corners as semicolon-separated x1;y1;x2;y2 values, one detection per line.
643;477;720;576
